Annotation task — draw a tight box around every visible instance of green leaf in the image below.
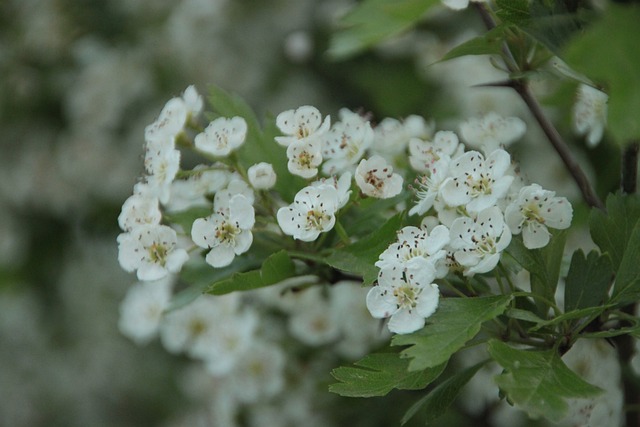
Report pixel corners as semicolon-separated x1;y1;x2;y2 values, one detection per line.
324;213;404;285
564;4;640;145
391;295;512;371
400;362;485;426
205;250;295;295
611;220;640;305
329;352;446;398
589;192;640;272
327;0;439;60
564;249;613;311
506;231;567;315
439;25;508;63
495;0;530;25
488;340;602;422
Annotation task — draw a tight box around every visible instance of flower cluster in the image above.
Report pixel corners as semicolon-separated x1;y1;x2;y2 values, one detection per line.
117;87;574;367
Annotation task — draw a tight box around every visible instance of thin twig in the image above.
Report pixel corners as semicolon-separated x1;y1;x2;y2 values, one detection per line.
473;3;604;210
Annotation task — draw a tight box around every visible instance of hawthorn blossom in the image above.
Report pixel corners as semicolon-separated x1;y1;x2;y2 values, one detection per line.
117;224;189;281
286;139;323;178
441;149;514;213
214;176;255;210
191;194;255;268
366;259;440;334
449;206;512;276
504;184;573;249
459;112;526;154
355;155;403;199
144;97;188;144
248;162;277;190
409;130;462;173
409;157;451;217
321;109;373;175
118;193;162;232
376;225;451;278
275;105;330;147
277;185;339;242
143;138;181;204
310;172;352;209
441;0;487;11
118;276;174;345
194;116;247;157
573;84;608;147
182;85;203;121
165;165;229;212
372;115;434;159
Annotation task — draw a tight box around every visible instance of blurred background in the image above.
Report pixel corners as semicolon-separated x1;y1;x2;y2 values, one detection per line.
0;1;614;426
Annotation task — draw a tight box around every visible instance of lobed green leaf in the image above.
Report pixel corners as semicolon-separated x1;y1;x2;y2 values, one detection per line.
589;192;640;272
611;220;640;305
205;250;295;295
400;362;486;425
563;249;612;312
488;340;602;422
327;0;439;60
329;352;446;398
391;295;512;371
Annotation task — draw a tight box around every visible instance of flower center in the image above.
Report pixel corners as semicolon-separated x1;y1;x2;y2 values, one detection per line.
215;221;239;244
148;242;168;265
306;209;328;230
393;282;419;309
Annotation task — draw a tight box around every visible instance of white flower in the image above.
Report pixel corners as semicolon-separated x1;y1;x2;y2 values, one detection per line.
248;162;277;190
277;185;339;242
310;172;352;209
409;157;452;217
286;139;323;178
376;225;451;278
118;276;174;345
200;309;258;376
275;105;330;147
459;112;526;154
355;155;403;199
164;165;229;212
214;176;255;210
118;193;162;232
321;109;373;175
449;206;512;276
191;194;255;268
441;149;514;213
573;84;608;147
145;97;188;144
225;340;286;404
504;184;572;249
194;116;247;157
143;138;181;204
366;259;440;334
409;130;462;173
117;224;189;281
441;0;487;11
288;297;341;346
159;294;244;359
182;85;203;120
372;115;434;159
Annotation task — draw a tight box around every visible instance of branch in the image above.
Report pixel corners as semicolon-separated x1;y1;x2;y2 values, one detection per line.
622;141;639;195
473;3;604;210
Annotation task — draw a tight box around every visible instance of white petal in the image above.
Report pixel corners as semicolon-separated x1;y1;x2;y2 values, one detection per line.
205;245;236;268
416;283;439;318
191;217;215;248
388;308;425;334
366;286;396;319
522;222;551;249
